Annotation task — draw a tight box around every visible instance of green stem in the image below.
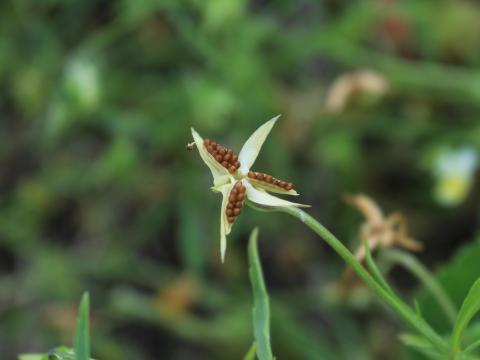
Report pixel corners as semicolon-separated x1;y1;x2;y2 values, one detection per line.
464;339;480;357
380;248;457;326
256;204;448;354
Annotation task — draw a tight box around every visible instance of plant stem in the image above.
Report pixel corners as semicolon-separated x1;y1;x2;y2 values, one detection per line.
380;248;457;326
272;206;448;354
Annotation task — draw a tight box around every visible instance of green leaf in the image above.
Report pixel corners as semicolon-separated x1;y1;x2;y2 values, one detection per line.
74;292;91;360
452;278;480;353
248;228;273;360
399;333;442;359
243;343;256;360
47;347;75;360
18;355;47;360
416;240;480;333
363;239;393;293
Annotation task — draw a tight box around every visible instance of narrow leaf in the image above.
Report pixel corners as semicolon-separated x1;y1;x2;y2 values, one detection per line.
48;347;76;360
18;355;46;360
243;343;257;360
363;239;392;293
399;333;442;359
248;228;273;360
74;292;91;360
452;278;480;352
414;299;423;318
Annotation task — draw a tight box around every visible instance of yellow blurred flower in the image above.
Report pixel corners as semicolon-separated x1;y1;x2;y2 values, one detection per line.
434;147;477;206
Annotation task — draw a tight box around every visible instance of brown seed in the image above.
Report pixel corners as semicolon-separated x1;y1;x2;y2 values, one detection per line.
204;138;211;145
227;149;233;155
206;145;214;153
228;216;235;223
226;209;233;216
248;171;256;178
233;208;241;216
235;201;243;208
279;181;286;188
224;154;231;162
232;155;238;162
229;194;237;202
227;203;234;209
215;155;223;162
285;183;294;190
234;161;241;168
256;173;264;181
222;161;228;168
237;193;244;201
231;188;238;196
274;179;280;185
265;175;273;183
238;186;246;194
235;181;242;189
211;141;217;149
228;166;237;174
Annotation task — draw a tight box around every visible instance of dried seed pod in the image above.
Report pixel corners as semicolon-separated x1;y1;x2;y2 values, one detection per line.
203;138;242;172
226;181;245;223
248;171;295;191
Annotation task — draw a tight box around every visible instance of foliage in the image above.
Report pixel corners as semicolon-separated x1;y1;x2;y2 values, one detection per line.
248;228;273;360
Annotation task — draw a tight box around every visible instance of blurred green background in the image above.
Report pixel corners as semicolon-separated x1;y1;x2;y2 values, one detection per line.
1;0;480;359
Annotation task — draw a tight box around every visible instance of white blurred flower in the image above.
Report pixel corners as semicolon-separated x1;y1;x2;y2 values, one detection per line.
64;58;100;111
434;147;478;206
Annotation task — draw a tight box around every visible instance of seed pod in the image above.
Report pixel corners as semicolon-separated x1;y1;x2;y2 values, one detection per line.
203;138;242;171
248;171;295;191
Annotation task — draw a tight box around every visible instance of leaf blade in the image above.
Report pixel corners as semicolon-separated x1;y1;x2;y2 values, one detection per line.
74;292;91;360
452;278;480;353
243;343;257;360
248;228;273;360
